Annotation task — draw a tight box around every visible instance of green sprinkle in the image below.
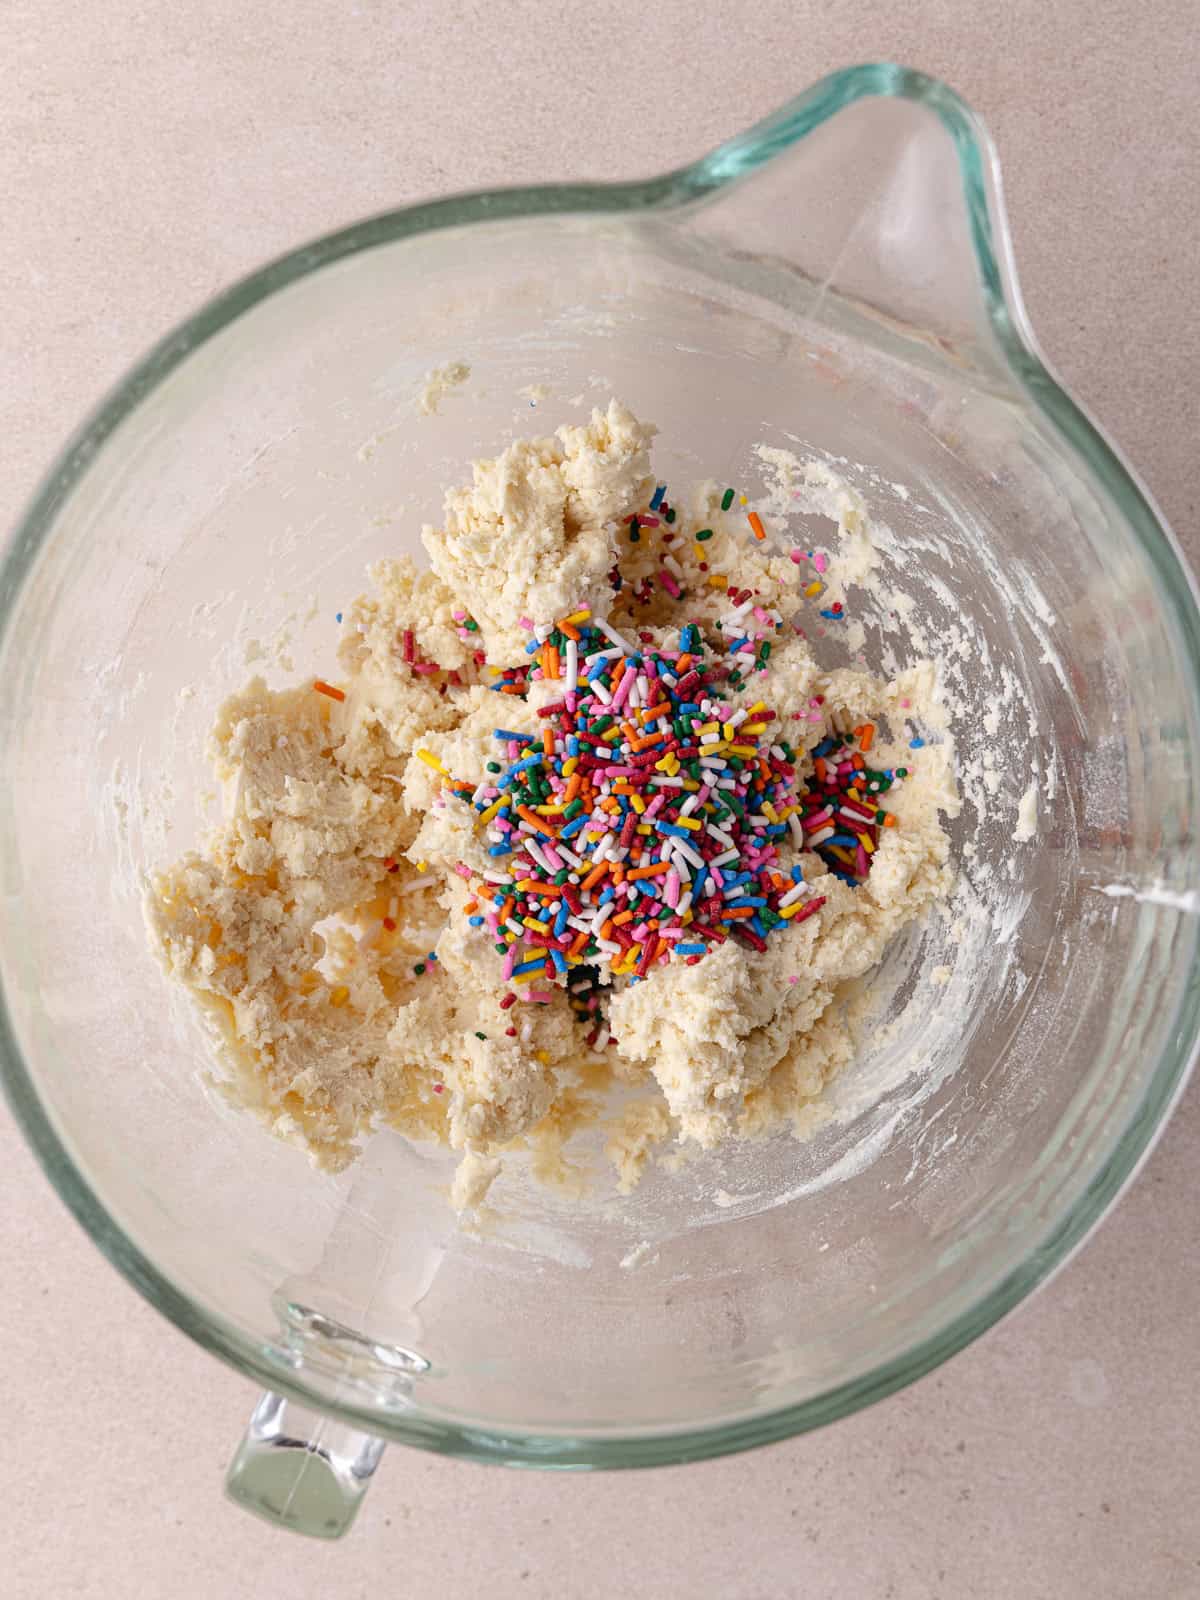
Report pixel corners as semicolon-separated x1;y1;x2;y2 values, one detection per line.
475;1031;487;1040
695;528;714;542
665;508;676;523
414;963;426;975
721;488;735;510
465;619;479;632
554;868;570;886
487;761;501;773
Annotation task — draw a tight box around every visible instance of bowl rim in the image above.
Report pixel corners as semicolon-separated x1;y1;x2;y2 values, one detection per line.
2;61;1198;1468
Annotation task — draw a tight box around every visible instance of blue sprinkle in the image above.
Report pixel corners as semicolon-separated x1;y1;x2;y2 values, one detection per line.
649;484;666;511
487;843;513;857
692;866;708;900
658;823;695;838
749;915;767;939
813;738;835;759
827;833;859;848
524;639;540;654
512;956;547;977
567;736;580;756
554;902;570;937
335;612;342;623
909;737;925;749
494;729;531;744
675;943;707;955
468;915;484;927
550;950;568;974
791;865;805;882
598;886;615;906
559;815;588;839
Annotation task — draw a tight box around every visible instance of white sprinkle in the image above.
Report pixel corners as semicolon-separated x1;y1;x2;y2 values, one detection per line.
672;837;705;869
651;775;685;787
679;794;700;817
595;938;621;955
593;1025;610;1052
505;919;525;937
398;874;439;895
808;825;836;846
663;553;684;579
591;677;613;705
567;915;593;934
771;744;787;762
726;708;748;730
788;814;805;846
534;623;553;643
557;844;584;868
710;848;739;868
675;890;693;918
520;1020;533;1044
779;882;807;908
595;618;635;653
707;827;736;849
483;870;514;884
565;638;579;694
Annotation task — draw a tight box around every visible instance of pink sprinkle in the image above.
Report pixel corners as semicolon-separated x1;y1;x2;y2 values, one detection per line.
452;609;467;622
752;605;771;624
525;990;554;1004
433;1083;444;1093
900;698;911;708
611;672;635;710
541;843;564;871
813;552;828;574
518;617;534;630
789;549;804;565
411;662;439;675
664;869;681;909
658;570;682;599
454;863;473;881
787;975;799;986
501;948;516;982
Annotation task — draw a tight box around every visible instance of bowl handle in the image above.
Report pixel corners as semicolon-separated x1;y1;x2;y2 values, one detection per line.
224;1389;386;1538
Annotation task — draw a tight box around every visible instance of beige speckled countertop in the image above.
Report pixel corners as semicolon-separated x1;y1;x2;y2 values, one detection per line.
2;3;1198;1596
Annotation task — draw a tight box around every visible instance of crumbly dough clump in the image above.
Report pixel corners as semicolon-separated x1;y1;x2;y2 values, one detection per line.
147;401;957;1207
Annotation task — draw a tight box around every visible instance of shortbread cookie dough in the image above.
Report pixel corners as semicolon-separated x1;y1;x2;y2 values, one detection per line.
147;401;957;1207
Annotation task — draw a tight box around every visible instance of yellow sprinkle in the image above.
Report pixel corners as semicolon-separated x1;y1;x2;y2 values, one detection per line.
763;802;779;823
707;573;728;588
416;861;428;872
747;703;766;716
602;727;621;743
417;749;448;776
512;963;548;985
654;755;675;773
636;823;653;835
804;580;823;598
680;909;693;924
562;608;592;625
628;793;646;815
779;901;803;919
696;721;720;737
489;665;506;677
699;742;724;756
741;722;768;734
329;985;350;1008
739;494;748;505
860;834;875;854
693;543;705;559
562;756;579;778
827;845;855;867
727;743;758;757
681;779;701;791
477;799;505;826
534;1049;552;1065
523;917;550;935
536;804;566;815
674;816;702;831
723;721;735;740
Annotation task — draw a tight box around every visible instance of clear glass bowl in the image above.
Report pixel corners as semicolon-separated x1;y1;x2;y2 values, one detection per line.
3;65;1198;1537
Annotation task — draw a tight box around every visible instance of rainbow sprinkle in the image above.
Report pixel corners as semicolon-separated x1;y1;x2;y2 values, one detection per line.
409;480;903;1028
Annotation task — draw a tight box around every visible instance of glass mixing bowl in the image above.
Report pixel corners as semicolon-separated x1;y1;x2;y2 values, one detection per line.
3;65;1198;1538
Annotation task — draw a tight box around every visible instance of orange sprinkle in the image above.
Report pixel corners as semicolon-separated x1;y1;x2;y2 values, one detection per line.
520;882;563;900
720;907;756;920
313;679;345;702
568;931;590;957
581;862;609;892
463;899;478;915
858;723;875;753
563;774;582;805
675;653;693;674
641;701;672;722
627;861;671;881
747;511;766;541
612;909;635;926
516;805;558;838
543;645;559;679
501;683;525;695
500;897;516;923
814;758;828;783
542;727;555;757
883;813;899;828
654;938;668;961
558;620;582;642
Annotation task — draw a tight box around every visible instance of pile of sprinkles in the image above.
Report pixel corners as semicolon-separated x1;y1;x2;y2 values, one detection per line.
403;478;907;1032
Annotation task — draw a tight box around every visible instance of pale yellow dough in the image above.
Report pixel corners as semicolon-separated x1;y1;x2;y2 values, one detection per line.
146;401;957;1209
